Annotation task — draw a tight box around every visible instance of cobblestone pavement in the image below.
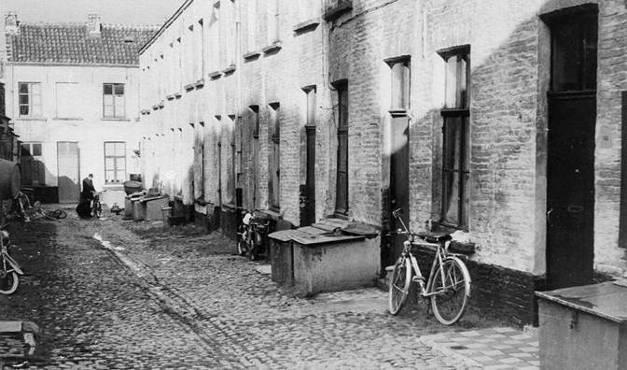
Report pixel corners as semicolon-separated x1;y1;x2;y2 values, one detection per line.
1;208;536;368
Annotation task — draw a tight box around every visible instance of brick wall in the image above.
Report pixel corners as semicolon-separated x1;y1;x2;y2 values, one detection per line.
139;0;627;324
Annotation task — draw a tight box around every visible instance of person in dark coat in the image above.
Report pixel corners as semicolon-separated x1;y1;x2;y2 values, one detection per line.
76;174;95;218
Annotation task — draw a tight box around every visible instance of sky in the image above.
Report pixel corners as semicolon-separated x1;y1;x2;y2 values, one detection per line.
4;0;186;25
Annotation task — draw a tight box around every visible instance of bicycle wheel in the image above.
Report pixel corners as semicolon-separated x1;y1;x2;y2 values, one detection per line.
430;257;471;325
388;257;411;315
0;269;19;295
237;228;248;256
53;209;68;219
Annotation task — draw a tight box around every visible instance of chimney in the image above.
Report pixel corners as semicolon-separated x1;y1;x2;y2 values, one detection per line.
87;13;102;37
5;12;18;35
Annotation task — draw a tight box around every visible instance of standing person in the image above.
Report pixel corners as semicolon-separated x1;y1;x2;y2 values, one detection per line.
76;174;95;218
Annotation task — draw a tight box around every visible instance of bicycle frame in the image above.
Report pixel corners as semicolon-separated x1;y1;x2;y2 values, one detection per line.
1;234;23;276
395;211;453;298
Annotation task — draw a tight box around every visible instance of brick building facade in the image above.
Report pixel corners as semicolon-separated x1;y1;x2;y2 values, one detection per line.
140;0;627;325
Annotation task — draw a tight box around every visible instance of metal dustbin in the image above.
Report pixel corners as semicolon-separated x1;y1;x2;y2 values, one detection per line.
124;196;134;219
268;230;297;285
536;282;627;370
161;206;172;227
132;198;146;221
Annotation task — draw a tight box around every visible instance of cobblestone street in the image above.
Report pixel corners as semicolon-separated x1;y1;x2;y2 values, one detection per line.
1;210;533;369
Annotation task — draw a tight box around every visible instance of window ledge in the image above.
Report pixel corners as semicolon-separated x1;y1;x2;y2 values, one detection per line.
208;70;222;80
195;78;205;89
53;117;83;121
166;94;176;101
140;109;150;115
174;92;182;99
222;64;236;75
324;0;352;21
243;50;261;61
17;117;46;121
152;104;159;110
158;100;165;108
102;118;131;122
262;41;282;55
389;109;408;117
184;83;195;92
293;18;320;34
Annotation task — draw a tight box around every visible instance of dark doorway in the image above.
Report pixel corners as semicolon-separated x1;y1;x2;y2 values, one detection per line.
301;125;316;226
389;115;410;262
545;6;597;290
57;141;80;203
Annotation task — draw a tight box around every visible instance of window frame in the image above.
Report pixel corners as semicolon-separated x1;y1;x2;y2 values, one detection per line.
438;45;471;229
102;83;126;119
18;82;42;117
334;80;349;216
104;141;127;184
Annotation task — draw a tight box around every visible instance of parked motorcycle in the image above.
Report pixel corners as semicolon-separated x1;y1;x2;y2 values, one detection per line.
237;210;270;261
0;227;23;294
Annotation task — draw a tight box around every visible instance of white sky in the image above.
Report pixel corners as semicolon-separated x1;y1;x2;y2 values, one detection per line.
4;0;186;25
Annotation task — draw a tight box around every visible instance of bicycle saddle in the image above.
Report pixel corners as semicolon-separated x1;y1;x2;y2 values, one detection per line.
417;231;451;243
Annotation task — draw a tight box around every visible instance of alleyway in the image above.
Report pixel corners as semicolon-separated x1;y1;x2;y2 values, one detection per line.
2;210;537;369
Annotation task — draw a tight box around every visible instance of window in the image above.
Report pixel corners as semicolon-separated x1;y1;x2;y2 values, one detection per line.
267;0;280;44
390;59;410;111
104;142;126;183
20;142;44;185
549;10;597;92
334;81;348;214
103;83;125;119
246;0;257;52
56;82;80;118
439;45;470;228
18;82;42;117
269;103;280;210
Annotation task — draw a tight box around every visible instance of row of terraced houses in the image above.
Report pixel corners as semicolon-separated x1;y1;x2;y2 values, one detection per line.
4;0;627;325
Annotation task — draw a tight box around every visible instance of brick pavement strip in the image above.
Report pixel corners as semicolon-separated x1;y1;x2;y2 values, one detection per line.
2;213;536;368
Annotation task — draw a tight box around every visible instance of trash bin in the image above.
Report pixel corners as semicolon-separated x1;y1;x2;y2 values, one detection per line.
161;206;172;227
268;230;297;285
536;282;627;370
132;199;146;221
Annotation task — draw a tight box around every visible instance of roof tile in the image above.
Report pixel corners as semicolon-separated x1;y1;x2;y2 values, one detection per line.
7;23;157;65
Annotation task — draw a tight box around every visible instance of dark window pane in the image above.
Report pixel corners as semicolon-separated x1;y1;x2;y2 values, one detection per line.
21;144;31;156
19;106;29;116
103;84;113;95
114;84;124;96
32;144;42;156
19;83;28;94
19;95;29;105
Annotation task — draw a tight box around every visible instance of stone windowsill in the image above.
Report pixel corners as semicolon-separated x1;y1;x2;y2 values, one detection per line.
323;0;353;21
208;70;222;80
262;41;282;54
243;50;261;61
102;117;131;122
158;101;165;108
222;64;236;75
53;117;83;121
195;78;205;88
17;116;46;121
152;104;159;110
166;94;176;100
293;18;320;33
174;92;182;98
184;83;195;91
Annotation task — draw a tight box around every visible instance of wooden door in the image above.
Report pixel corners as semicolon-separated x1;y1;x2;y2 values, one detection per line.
57;142;80;203
547;92;595;289
389;116;410;263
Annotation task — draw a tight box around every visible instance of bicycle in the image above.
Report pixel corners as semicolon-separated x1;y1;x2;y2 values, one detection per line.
0;224;23;295
388;208;471;325
12;193;67;222
91;193;103;218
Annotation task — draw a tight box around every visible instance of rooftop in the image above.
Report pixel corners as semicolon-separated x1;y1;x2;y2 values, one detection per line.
7;22;158;65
